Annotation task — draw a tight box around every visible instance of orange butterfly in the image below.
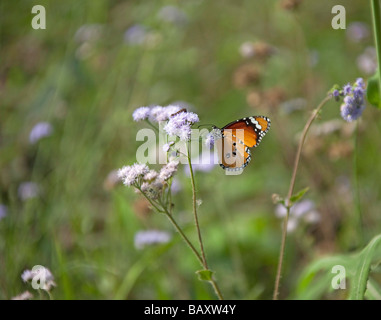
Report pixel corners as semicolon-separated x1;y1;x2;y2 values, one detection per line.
213;116;271;172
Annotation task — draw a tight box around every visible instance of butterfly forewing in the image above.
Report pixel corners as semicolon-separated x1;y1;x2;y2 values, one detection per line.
222;116;271;148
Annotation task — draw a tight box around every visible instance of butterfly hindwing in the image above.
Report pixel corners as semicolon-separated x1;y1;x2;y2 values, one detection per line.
215;130;251;171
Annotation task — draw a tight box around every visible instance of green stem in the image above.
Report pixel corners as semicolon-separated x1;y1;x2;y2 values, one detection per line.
138;185;223;299
186;143;224;300
187;143;208;269
273;95;331;300
162;207;204;266
371;0;381;95
353;121;364;246
162;207;224;300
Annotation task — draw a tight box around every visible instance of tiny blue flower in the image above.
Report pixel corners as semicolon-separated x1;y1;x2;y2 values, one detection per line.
338;78;366;122
343;83;352;95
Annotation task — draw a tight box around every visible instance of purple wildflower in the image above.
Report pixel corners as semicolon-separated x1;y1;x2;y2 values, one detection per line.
339;78;366;122
163;111;199;141
143;169;158;182
346;22;369;43
0;204;7;220
170;177;182;194
117;163;149;186
343;83;352;95
18;182;39;201
132;107;151;121
357;47;377;75
205;132;215;148
275;200;320;232
11;291;33;300
140;178;165;199
124;25;147;45
163;141;175;152
158;6;188;26
159;159;179;180
29;122;53;144
148;105;182;123
21;266;56;291
134;230;171;250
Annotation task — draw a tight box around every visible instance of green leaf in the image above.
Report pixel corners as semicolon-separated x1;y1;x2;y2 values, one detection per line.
348;234;381;300
366;73;381;109
196;269;214;281
294;234;381;300
289;187;309;204
365;278;381;300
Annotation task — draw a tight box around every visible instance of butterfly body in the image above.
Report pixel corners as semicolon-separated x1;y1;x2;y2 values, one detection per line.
213;116;271;172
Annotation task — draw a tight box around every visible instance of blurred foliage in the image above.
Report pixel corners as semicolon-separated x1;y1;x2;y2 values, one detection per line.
1;0;381;300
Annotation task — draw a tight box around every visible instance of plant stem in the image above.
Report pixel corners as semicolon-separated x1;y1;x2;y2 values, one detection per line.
353;121;364;246
273;95;331;300
162;207;204;266
187;144;208;269
371;0;381;96
138;184;223;299
186;143;224;300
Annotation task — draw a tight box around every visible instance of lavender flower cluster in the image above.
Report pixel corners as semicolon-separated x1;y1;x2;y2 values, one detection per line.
133;105;199;141
332;78;366;122
118;159;179;199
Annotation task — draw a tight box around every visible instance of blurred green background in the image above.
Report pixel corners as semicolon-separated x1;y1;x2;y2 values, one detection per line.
1;0;381;300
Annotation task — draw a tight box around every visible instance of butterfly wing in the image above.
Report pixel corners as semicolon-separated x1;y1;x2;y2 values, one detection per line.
222;116;271;148
215;116;270;171
214;129;251;171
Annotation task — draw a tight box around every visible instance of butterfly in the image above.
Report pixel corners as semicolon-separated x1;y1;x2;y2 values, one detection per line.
212;116;271;172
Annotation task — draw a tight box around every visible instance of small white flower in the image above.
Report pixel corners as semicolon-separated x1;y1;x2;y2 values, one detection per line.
21;266;56;291
159;160;179;180
118;163;149;186
144;169;158;181
11;291;33;300
132;107;151;121
163;141;175;153
21;270;33;282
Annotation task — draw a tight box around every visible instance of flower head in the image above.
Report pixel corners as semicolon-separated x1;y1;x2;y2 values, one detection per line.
18;182;39;201
158;6;188;26
159;159;179;180
21;266;56;291
124;25;147;45
163;141;175;153
117;163;149;186
134;230;171;250
339;78;366;122
0;204;7;220
148;105;182;123
346;22;369;43
163;111;199;141
132;107;151;121
204;132;215;148
29;122;53;144
275;200;320;232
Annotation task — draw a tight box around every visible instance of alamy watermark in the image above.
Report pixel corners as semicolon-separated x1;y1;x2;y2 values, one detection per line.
331;265;346;290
